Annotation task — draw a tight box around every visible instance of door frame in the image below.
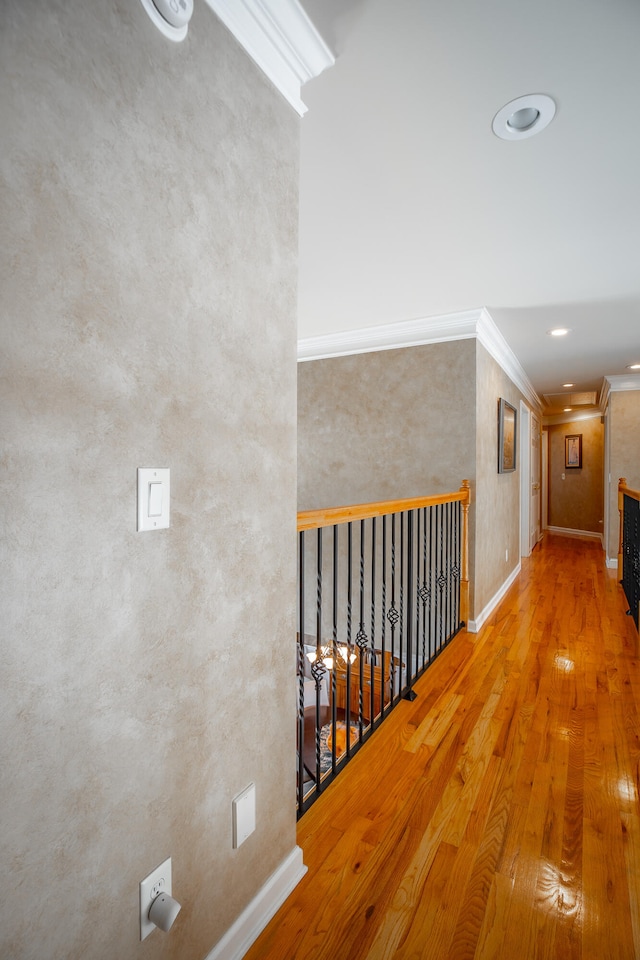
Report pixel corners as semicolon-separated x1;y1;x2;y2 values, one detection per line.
520;401;531;559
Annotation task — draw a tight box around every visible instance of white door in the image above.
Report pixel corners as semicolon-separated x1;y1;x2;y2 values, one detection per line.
530;411;541;549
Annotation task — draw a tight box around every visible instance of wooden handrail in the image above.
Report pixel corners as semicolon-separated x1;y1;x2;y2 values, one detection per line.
297;480;472;531
297;480;471;625
618;478;640;577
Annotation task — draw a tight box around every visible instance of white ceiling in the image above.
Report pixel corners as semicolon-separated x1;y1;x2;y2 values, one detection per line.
297;0;640;416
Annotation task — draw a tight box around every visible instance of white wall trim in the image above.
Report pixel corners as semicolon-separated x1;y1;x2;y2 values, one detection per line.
298;307;542;411
606;556;618;569
298;308;482;361
204;0;334;116
468;562;521;634
546;525;604;547
603;373;640;394
475;309;540;410
204;846;307;960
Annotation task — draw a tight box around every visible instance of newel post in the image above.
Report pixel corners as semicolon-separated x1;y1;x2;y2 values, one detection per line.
460;479;471;625
618;478;627;580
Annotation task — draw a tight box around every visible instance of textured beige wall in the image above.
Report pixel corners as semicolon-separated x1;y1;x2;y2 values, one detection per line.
608;390;640;557
473;344;523;617
298;340;477;509
0;3;298;959
548;417;604;534
298;340;477;618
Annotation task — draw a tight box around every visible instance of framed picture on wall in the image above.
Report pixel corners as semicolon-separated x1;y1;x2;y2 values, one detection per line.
565;434;582;468
498;398;517;473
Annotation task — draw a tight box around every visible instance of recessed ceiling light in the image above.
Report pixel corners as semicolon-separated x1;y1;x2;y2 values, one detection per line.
562;383;574;388
547;328;571;337
139;0;193;41
492;94;556;141
627;363;640;370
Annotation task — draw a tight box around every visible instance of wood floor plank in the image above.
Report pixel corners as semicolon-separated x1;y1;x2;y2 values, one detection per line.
243;535;640;960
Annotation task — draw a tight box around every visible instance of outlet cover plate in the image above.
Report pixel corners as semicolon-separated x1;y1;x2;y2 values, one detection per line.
140;857;172;940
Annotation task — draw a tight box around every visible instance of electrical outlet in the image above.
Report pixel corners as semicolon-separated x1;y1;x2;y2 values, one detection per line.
140;857;172;941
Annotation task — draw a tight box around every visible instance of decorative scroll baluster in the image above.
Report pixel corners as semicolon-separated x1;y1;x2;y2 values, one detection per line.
404;510;417;701
331;524;339;771
370;517;377;723
356;519;368;730
313;527;325;789
296;483;470;817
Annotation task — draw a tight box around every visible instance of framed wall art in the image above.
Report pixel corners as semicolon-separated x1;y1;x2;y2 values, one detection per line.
498;398;517;473
565;434;582;469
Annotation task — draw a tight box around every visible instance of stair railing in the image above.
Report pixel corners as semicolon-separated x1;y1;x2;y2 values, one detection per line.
618;477;640;630
297;481;470;817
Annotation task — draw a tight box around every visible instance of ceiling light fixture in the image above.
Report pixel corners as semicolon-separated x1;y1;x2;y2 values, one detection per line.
139;0;194;41
492;94;556;141
627;363;640;370
547;327;571;337
563;382;574;388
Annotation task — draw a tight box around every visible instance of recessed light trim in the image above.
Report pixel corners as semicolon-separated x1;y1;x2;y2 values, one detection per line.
547;327;572;337
492;94;556;141
139;0;193;41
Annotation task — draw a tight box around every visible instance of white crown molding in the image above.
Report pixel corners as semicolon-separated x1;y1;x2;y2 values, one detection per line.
475;308;541;411
603;373;640;393
297;309;482;361
204;0;334;116
298;307;542;411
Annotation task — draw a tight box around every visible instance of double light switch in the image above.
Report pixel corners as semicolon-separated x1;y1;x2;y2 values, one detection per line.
137;468;170;531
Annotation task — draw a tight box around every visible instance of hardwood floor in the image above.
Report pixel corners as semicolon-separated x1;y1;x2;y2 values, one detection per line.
245;534;640;960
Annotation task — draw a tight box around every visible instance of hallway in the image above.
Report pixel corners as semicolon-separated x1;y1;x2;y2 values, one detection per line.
246;535;640;959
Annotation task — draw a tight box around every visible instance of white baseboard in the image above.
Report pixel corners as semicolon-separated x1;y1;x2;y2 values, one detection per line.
468;562;521;634
204;846;306;960
606;556;619;569
546;525;604;547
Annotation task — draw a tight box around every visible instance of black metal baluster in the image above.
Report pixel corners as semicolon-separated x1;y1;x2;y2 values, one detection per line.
399;512;406;691
387;513;399;699
370;517;377;723
382;515;389;704
331;524;339;771
404;509;418;700
346;521;353;746
436;503;444;654
297;530;305;813
415;507;423;674
312;527;325;791
356;519;368;734
428;504;434;663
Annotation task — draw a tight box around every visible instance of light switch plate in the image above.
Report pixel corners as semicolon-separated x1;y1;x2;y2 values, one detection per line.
232;783;256;848
137;468;170;531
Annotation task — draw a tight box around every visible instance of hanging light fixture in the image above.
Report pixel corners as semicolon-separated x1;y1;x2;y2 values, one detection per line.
306;643;356;670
